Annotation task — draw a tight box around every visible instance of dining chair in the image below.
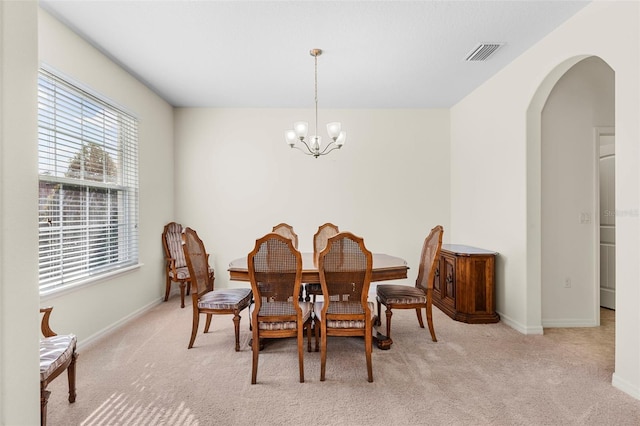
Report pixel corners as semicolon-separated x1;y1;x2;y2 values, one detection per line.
376;225;444;343
248;233;312;384
162;222;214;308
313;223;340;264
40;307;77;426
182;227;252;351
315;232;375;382
272;223;298;249
306;223;340;303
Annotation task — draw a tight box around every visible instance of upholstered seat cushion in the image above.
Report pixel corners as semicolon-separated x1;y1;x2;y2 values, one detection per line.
40;334;77;381
169;266;214;280
314;301;375;328
376;284;426;304
250;301;312;330
198;288;252;310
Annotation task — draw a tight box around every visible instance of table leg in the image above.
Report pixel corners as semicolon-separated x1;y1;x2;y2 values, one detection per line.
372;316;393;350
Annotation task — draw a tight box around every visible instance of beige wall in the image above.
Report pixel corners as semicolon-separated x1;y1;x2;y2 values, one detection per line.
0;1;40;423
0;7;174;423
173;108;451;294
36;8;176;339
450;1;640;397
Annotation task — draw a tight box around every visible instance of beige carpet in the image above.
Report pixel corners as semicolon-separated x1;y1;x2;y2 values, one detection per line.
46;299;640;425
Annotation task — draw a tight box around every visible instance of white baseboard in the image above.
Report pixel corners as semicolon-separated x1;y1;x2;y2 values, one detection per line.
77;298;163;351
542;318;599;328
612;372;640;401
498;311;544;335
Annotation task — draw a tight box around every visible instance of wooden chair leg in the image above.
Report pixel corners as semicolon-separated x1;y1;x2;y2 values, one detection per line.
164;276;171;302
385;307;393;340
426;295;437;342
314;319;320;352
365;325;373;383
41;386;50;426
251;327;260;384
306;320;312;352
188;311;200;349
204;313;213;333
297;327;305;383
416;308;425;328
67;350;77;403
232;312;241;352
178;282;186;308
320;325;327;381
375;299;382;326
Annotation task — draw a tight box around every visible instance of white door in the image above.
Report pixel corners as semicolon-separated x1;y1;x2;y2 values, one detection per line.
598;128;615;310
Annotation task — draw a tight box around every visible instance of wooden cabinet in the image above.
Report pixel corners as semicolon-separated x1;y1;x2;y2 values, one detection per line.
432;244;499;324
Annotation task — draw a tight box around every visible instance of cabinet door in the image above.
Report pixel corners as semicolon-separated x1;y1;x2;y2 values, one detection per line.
439;253;456;311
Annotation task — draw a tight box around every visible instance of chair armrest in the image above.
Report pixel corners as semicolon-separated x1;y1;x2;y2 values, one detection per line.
166;257;178;274
40;306;57;338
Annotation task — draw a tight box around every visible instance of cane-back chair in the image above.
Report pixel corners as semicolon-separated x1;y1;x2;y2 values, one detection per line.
40;307;77;426
315;232;375;382
307;223;340;302
182;227;252;351
313;223;340;264
248;233;313;384
271;223;298;249
376;225;444;342
162;222;214;308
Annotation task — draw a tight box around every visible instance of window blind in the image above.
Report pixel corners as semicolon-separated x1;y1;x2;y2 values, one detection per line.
38;69;139;294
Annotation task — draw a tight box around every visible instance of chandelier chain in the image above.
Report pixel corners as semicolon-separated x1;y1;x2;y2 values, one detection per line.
314;53;318;139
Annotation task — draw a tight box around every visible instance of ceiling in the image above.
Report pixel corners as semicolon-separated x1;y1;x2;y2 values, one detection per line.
40;0;590;109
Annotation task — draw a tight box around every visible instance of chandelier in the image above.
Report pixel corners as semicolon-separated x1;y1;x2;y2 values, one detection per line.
285;48;346;158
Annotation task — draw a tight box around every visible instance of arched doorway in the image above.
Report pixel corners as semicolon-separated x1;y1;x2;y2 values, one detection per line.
540;56;615;326
526;54;615;359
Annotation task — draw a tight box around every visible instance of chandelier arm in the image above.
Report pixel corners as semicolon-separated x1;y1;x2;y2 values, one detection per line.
318;142;342;156
296;138;318;156
290;145;316;156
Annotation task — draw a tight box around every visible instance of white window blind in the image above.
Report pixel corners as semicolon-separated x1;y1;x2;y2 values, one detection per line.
38;69;139;294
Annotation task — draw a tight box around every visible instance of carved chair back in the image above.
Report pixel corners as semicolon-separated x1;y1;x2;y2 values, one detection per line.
271;223;298;249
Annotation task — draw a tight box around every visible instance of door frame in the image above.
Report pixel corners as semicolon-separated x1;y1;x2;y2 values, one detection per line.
593;126;615;322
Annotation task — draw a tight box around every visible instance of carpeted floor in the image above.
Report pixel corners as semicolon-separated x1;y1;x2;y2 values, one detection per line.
46;299;639;425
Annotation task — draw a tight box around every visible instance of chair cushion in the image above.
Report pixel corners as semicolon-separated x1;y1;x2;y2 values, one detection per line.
40;334;77;381
198;288;252;310
250;301;312;330
314;301;375;329
165;223;187;268
376;284;426;304
169;266;214;281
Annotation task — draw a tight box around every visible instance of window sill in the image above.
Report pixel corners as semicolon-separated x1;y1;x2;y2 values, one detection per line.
40;263;143;301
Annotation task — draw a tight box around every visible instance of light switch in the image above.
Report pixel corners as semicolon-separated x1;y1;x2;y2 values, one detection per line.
579;212;591;224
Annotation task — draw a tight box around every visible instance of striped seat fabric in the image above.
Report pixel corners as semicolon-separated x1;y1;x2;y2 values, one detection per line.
40;334;77;381
198;288;252;310
376;285;426;305
251;301;313;330
169;265;215;281
314;301;375;329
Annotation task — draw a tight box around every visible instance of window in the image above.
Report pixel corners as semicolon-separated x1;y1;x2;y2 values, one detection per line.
38;69;139;294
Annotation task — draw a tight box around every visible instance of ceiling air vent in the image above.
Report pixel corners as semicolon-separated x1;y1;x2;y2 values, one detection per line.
465;43;503;61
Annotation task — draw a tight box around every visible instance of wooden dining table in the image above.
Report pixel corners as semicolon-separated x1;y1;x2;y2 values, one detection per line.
229;252;408;282
228;252;409;349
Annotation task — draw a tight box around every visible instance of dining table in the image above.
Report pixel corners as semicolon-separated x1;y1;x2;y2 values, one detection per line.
228;252;409;349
